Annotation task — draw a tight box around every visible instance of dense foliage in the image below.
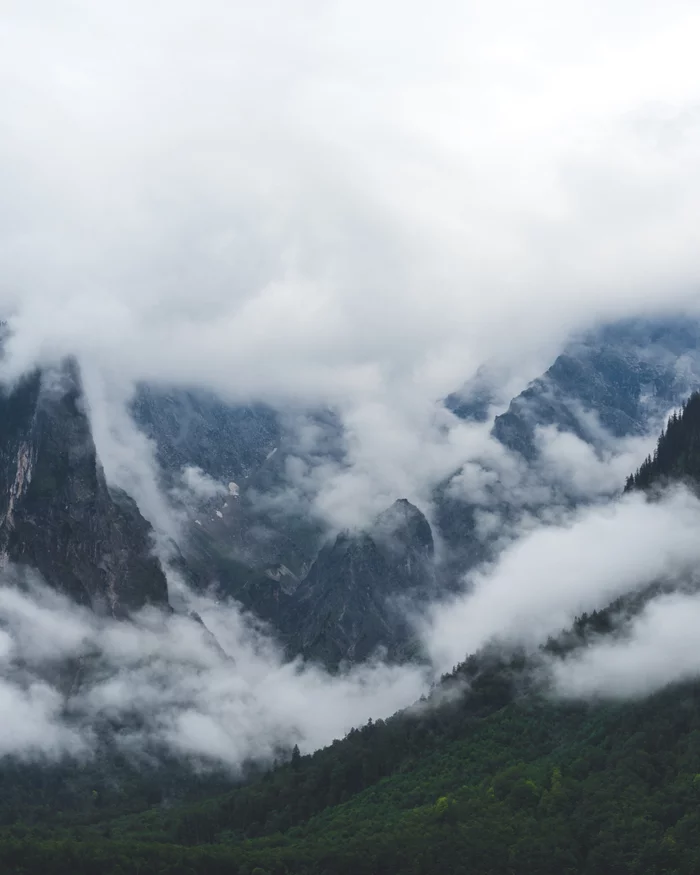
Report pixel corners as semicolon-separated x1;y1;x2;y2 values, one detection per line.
626;391;700;490
6;677;700;874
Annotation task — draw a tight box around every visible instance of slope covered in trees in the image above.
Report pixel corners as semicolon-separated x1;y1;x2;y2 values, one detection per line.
6;678;700;874
626;391;700;490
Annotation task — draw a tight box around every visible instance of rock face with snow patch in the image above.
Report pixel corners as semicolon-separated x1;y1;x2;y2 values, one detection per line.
0;364;169;615
131;385;282;482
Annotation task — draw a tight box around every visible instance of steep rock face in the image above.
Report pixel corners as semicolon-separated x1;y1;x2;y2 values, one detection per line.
0;364;168;616
133;387;341;577
131;385;282;482
287;499;436;666
490;318;700;459
436;317;700;579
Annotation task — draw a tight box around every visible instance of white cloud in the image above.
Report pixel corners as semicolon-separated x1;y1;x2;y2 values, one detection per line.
1;0;700;762
178;466;227;501
0;569;428;764
1;0;700;411
551;591;700;699
422;487;700;672
0;1;699;538
534;424;655;500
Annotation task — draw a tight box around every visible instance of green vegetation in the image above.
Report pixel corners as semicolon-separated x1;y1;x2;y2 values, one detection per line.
626;391;700;491
5;677;700;873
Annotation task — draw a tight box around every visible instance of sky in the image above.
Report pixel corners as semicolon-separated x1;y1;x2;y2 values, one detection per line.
1;0;700;411
3;2;700;765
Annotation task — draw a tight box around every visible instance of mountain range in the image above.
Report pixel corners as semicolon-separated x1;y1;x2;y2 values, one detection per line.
2;369;700;872
0;315;700;873
1;316;697;664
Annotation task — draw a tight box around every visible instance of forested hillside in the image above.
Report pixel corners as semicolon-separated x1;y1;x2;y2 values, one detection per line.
626;391;700;490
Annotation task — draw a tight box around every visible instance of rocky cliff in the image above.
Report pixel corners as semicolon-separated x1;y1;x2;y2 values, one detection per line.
0;363;169;616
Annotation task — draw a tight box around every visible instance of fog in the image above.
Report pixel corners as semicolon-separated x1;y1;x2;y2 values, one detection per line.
551;591;700;699
3;1;700;412
422;487;700;673
0;571;428;763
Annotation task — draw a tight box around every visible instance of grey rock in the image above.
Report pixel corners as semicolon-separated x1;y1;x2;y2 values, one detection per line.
287;499;436;666
0;363;168;616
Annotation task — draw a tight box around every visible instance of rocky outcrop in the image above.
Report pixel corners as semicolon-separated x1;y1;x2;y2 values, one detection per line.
489;317;700;460
0;363;169;616
287;499;436;666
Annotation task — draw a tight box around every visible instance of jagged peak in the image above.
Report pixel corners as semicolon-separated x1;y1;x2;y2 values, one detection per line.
374;499;433;555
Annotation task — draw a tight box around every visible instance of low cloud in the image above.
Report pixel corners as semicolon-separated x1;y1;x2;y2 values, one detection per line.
423;487;700;672
551;591;700;699
0;571;428;766
177;465;228;501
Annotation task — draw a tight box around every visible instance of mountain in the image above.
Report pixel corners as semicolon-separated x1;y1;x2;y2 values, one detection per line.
489;317;700;459
133;386;341;580
126;316;700;663
286;499;436;665
4;396;697;874
626;390;700;491
436;316;700;578
186;497;437;666
132;384;282;483
0;363;168;616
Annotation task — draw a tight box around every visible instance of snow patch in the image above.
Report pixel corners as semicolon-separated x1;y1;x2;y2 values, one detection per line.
215;510;223;519
227;482;240;497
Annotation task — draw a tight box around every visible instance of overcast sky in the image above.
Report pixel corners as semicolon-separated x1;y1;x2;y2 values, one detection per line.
1;0;700;411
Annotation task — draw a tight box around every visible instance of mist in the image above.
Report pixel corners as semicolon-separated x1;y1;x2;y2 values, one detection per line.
422;487;700;673
3;1;700;412
0;570;428;764
551;591;700;699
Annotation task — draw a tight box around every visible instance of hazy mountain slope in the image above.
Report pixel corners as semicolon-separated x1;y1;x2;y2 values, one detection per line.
134;388;340;585
2;393;700;874
13;652;700;874
287;499;436;665
0;364;168;615
132;384;282;483
489;317;700;459
436;316;700;579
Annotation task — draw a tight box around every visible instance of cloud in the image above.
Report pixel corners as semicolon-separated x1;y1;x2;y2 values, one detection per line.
177;466;228;501
2;1;700;765
422;487;700;672
1;0;700;411
0;569;428;765
80;367;184;546
551;591;700;699
533;423;655;501
1;1;700;540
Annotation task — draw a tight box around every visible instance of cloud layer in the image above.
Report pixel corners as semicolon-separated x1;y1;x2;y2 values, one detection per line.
2;0;700;411
0;571;428;764
551;591;700;699
422;487;700;672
